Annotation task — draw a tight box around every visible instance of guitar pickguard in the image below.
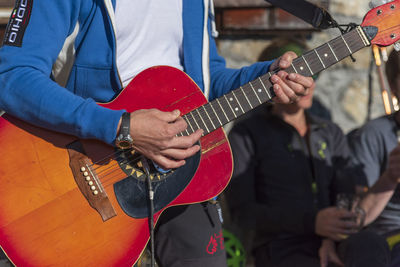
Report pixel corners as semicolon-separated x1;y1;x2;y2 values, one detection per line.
113;148;201;219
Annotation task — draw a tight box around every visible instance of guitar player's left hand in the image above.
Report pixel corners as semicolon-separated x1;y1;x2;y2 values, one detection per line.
269;51;314;104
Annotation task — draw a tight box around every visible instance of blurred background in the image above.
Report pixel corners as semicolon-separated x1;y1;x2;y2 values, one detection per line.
0;0;394;266
214;0;390;134
0;0;388;134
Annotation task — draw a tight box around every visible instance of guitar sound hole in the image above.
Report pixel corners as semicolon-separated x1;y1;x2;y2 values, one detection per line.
115;149;172;182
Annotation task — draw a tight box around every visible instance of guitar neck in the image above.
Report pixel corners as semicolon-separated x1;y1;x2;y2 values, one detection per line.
179;26;370;137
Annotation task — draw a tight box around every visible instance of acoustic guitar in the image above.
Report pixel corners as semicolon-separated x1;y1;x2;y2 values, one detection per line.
0;1;399;266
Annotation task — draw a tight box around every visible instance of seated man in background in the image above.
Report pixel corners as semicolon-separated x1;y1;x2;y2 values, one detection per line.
346;49;400;267
225;39;389;267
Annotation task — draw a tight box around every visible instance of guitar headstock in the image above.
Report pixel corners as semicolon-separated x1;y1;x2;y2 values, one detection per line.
361;0;400;47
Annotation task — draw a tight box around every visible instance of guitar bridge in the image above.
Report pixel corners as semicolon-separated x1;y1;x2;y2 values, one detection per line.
67;140;117;221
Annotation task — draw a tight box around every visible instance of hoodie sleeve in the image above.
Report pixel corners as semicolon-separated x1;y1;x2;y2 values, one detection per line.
0;0;123;145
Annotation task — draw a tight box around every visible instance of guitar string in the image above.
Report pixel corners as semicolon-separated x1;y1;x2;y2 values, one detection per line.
87;145;179;188
87;30;367;188
183;34;363;132
92;68;292;186
90;149;138;174
95;73;286;187
187;32;365;134
75;23;381;192
94;154;144;187
85;33;356;185
183;69;278;133
100;156;171;188
86;147;140;174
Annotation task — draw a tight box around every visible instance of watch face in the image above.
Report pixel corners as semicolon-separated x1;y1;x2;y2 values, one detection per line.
116;133;133;149
117;140;132;149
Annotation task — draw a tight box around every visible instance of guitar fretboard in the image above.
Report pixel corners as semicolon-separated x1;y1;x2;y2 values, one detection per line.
178;26;370;137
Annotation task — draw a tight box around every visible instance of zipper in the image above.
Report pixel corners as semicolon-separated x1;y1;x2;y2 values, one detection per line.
103;0;123;89
202;0;211;100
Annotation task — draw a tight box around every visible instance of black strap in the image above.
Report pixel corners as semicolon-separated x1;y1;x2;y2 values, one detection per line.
265;0;336;29
120;112;131;137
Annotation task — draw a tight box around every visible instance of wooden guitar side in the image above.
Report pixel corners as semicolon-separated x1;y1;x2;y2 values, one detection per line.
0;66;233;266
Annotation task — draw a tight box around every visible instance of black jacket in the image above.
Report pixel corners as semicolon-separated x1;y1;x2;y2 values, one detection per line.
226;107;356;250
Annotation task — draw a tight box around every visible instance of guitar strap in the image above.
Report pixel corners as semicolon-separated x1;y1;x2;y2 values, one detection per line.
264;0;337;30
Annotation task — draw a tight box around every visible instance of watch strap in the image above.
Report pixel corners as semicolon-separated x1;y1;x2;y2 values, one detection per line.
120;112;131;138
116;112;133;149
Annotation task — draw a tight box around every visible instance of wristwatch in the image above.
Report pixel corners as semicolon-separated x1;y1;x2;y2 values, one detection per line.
116;112;133;149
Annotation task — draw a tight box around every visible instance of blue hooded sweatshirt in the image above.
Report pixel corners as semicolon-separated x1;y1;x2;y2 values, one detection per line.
0;0;272;145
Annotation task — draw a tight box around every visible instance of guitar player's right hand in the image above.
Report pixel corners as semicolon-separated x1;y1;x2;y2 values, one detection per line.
125;109;203;170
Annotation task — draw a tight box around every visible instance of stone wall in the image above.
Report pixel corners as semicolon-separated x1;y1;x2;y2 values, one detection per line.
217;0;391;133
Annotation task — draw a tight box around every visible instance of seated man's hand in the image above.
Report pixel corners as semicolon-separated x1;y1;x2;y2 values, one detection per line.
315;207;358;241
319;239;344;267
269;51;314;104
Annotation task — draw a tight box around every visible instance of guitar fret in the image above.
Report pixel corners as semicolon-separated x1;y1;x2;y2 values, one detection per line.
180;124;189;136
316;44;338;68
240;86;254;108
314;49;326;69
231;91;245;114
184;113;195;133
341;35;352;54
251;78;270;104
302;55;314;75
204;103;222;128
174;28;369;132
347;28;369;52
291;63;298;73
223;95;237;118
259;77;272;99
331;37;351;61
202;105;216;130
303;50;324;75
195;108;209;134
243;83;264;108
208;102;223;127
233;89;246;112
327;43;339;61
293;57;312;77
189;111;201;132
249;81;262;104
357;26;370;46
215;98;230;122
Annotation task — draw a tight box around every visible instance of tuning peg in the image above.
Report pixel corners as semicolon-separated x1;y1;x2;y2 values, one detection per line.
381;47;388;62
394;41;400;52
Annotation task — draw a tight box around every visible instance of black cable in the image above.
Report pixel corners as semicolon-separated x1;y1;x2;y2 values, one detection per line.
141;156;155;267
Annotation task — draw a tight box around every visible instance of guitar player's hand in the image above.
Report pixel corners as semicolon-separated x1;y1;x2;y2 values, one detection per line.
124;108;203;169
269;51;314;104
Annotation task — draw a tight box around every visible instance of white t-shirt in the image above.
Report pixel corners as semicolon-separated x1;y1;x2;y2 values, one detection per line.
115;0;184;87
